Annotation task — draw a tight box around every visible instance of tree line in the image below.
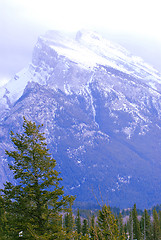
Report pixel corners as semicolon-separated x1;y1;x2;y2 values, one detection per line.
0;118;161;239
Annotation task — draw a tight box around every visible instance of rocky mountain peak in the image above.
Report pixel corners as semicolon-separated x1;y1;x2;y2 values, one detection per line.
75;29;102;42
0;30;161;208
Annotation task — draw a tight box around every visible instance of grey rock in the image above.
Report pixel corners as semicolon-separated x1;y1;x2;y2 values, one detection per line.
0;30;161;208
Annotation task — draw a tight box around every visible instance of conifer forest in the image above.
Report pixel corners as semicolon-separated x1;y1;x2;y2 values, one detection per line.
0;118;161;239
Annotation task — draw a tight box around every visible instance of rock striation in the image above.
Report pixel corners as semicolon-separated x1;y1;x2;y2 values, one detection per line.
0;30;161;208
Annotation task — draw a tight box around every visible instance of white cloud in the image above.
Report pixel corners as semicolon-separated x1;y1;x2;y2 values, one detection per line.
0;0;160;80
7;0;161;40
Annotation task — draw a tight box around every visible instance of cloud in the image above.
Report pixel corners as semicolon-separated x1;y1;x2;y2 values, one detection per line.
3;0;161;39
0;0;160;83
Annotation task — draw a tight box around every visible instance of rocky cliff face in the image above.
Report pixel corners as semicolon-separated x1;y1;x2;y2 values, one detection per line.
0;30;161;208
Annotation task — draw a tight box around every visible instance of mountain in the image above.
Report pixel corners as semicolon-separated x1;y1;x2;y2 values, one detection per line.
0;30;161;209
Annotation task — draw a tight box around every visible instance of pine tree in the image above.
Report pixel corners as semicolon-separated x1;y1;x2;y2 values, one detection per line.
64;205;75;239
75;209;81;236
64;212;74;234
97;204;119;240
118;212;125;240
1;117;74;239
140;209;152;240
82;219;88;236
127;211;133;240
123;222;128;240
132;204;141;240
0;194;8;239
159;210;161;238
152;208;160;240
89;215;96;240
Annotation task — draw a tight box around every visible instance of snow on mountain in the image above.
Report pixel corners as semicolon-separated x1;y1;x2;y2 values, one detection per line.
1;30;161;109
0;30;161;208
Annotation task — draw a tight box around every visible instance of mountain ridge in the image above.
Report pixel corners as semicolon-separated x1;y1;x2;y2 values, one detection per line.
0;30;161;208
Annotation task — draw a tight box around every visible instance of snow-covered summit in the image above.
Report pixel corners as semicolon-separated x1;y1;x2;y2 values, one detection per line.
39;29;161;82
0;30;161;114
1;30;161;208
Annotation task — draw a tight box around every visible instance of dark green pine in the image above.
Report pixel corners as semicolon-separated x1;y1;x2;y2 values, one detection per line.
117;212;125;240
132;204;141;240
89;215;96;240
97;204;119;240
82;219;88;236
152;208;160;240
140;209;152;240
75;209;81;235
2;117;75;239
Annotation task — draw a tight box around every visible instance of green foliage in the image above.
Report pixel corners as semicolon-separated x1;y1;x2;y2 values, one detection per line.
117;212;126;240
132;203;141;240
123;223;128;240
2;117;161;239
97;204;119;240
126;205;141;240
64;212;74;233
82;219;88;236
63;204;76;239
0;194;8;239
140;209;152;240
152;208;160;240
89;215;96;240
75;209;81;235
1;117;75;239
126;211;132;239
152;204;161;213
159;210;161;233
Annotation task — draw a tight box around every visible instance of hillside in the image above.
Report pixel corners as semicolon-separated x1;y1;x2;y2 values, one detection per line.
0;30;161;208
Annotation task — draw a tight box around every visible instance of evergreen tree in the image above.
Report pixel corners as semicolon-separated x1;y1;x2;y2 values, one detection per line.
152;208;160;240
123;222;128;240
132;204;141;240
64;212;74;234
97;204;119;240
118;212;125;240
82;219;88;236
89;215;96;240
159;210;161;237
1;117;74;239
64;206;75;239
127;211;133;240
75;209;81;236
140;209;152;240
0;194;8;239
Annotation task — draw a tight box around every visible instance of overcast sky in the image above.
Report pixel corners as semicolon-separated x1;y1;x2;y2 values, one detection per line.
0;0;161;86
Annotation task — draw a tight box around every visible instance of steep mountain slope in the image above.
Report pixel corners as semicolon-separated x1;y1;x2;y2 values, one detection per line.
0;30;161;208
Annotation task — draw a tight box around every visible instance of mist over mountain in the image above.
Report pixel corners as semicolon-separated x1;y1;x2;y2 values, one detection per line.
105;33;161;72
0;30;161;209
1;29;161;83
